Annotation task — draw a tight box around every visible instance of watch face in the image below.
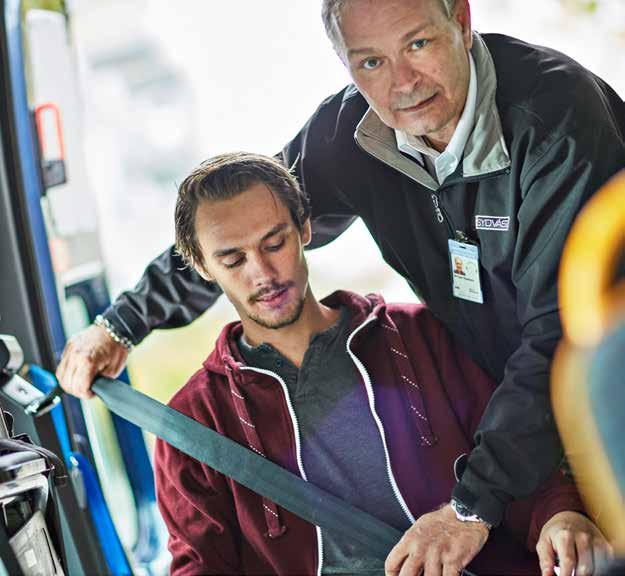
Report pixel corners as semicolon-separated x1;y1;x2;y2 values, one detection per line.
453;500;473;517
452;499;491;529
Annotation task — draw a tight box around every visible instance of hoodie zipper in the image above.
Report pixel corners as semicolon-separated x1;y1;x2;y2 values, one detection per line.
345;316;416;526
238;365;324;576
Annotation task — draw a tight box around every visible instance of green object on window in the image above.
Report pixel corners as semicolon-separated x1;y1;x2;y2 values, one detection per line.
22;0;65;14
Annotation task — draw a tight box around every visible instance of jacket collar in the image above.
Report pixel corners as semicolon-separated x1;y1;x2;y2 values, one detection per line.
354;32;511;190
202;290;387;376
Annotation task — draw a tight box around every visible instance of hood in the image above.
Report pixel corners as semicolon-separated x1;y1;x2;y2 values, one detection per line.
202;289;436;448
202;290;388;375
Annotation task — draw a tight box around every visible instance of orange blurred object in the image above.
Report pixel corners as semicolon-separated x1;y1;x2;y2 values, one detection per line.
552;169;625;553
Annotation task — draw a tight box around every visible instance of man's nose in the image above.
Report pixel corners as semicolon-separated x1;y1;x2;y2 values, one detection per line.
248;252;277;285
391;57;421;94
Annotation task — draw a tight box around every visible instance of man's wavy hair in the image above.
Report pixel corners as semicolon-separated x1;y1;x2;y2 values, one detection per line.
175;152;310;273
322;0;457;54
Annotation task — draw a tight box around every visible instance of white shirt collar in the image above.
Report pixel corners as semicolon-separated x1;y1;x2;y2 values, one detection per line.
395;52;477;184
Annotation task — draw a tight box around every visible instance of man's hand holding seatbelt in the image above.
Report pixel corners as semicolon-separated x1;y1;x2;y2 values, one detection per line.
385;503;489;576
56;324;128;399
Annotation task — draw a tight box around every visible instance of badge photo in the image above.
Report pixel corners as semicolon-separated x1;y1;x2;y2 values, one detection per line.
448;239;484;304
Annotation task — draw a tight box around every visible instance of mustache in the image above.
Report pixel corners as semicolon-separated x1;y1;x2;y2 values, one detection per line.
249;281;295;303
393;91;436;111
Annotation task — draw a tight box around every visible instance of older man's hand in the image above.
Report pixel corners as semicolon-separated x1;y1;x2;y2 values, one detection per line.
56;324;129;399
536;511;612;576
385;503;489;576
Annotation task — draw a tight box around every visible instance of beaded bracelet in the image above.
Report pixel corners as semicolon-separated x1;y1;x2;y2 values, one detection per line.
94;315;134;351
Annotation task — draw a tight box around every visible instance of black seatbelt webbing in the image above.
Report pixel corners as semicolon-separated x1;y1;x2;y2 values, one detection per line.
92;377;402;558
92;377;477;575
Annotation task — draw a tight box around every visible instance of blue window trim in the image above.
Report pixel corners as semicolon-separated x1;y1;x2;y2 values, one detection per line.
28;365;132;576
4;0;67;361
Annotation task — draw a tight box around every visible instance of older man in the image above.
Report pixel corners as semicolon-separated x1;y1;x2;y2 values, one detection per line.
58;1;625;575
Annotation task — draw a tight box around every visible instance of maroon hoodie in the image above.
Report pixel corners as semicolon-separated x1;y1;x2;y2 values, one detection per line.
154;291;583;575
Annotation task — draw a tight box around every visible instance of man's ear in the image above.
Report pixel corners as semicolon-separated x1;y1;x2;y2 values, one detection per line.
301;219;312;247
194;261;215;283
454;0;473;51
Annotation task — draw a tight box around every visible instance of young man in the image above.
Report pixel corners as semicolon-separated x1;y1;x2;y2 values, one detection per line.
154;153;607;576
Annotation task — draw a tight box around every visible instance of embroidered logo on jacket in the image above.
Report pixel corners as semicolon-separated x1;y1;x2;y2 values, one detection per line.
475;215;510;231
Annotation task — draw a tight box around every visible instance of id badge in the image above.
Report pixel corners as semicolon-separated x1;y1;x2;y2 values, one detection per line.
448;239;483;304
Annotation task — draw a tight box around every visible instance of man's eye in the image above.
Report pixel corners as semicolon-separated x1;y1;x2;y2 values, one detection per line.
224;258;244;269
266;239;285;252
410;39;428;51
361;57;382;71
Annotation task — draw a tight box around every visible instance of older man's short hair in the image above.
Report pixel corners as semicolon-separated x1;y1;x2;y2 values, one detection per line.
321;0;456;54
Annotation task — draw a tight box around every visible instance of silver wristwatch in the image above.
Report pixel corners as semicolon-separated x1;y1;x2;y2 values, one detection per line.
450;499;492;530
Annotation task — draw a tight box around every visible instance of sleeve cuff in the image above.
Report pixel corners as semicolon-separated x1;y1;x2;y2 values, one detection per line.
452;480;506;528
102;304;150;346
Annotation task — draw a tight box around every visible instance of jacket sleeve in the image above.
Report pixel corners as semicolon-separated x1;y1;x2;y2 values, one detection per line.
102;245;223;345
154;435;242;575
452;102;625;525
280;98;358;250
103;90;358;345
431;312;588;549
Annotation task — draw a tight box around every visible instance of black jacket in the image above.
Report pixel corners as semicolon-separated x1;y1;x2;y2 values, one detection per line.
103;33;625;525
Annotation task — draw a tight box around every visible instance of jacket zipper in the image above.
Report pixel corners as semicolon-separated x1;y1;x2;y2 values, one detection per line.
345;316;416;526
430;191;456;237
435;186;484;371
238;365;324;576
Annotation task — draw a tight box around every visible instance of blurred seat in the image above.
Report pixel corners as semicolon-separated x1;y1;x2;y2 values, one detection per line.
552;169;625;567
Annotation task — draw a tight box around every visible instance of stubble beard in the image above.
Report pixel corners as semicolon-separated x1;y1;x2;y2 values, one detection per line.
247;292;307;330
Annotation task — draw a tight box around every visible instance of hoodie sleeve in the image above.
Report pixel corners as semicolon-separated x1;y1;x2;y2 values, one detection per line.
504;468;586;551
154;436;241;575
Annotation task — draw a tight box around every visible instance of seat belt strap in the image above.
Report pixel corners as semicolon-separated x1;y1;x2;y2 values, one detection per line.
91;377;477;575
92;377;402;558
